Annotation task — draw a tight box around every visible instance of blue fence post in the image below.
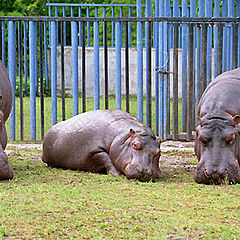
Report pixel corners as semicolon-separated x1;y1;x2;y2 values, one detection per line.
87;7;90;47
63;6;66;46
78;7;82;46
154;0;159;135
1;21;5;66
145;0;151;126
159;0;164;138
29;21;37;140
71;20;79;116
51;21;57;126
222;0;227;72
128;7;132;47
44;21;49;89
8;21;16;140
164;0;170;139
237;1;240;67
196;0;204;103
23;21;28;96
94;7;100;109
228;0;234;70
213;0;220;78
49;6;51;47
137;0;143;122
181;0;188;132
112;7;115;47
116;21;121;110
206;0;212;85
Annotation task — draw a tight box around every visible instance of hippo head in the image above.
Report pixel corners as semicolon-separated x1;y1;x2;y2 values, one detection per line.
111;129;161;182
194;114;240;184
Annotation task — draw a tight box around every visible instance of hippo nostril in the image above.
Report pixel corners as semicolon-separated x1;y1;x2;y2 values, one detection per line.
220;170;228;178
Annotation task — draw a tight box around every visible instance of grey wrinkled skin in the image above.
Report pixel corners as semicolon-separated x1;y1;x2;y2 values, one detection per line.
42;110;162;182
0;60;13;180
195;68;240;184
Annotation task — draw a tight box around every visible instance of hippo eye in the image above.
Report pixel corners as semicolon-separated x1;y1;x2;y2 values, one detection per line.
225;134;235;145
131;140;141;150
198;134;210;147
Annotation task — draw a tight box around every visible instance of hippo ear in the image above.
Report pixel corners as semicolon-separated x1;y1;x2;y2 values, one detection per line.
129;129;136;138
232;115;240;126
197;116;203;126
156;137;162;145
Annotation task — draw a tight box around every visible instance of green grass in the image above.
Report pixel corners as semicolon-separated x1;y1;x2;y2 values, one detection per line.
0;147;239;239
6;96;183;141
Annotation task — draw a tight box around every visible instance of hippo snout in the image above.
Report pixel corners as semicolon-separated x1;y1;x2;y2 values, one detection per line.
195;162;240;184
124;163;153;182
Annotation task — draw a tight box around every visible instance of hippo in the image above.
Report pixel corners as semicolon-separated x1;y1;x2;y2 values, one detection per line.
195;68;240;184
42;110;162;182
0;60;13;180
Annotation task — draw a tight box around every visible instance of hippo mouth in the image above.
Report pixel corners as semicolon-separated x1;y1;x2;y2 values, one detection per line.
124;163;156;182
194;167;240;185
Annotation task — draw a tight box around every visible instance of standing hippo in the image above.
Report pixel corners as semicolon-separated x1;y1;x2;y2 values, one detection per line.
42;110;161;182
0;60;13;180
195;68;240;184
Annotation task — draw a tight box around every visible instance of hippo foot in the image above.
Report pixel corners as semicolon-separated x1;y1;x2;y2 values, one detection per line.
0;151;13;180
107;168;121;176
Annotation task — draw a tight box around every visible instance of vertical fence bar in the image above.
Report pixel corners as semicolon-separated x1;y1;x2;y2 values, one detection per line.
222;0;227;72
181;0;188;132
145;0;151;127
78;7;82;46
137;0;143;122
29;21;37;140
104;21;108;110
128;7;132;47
228;0;234;70
39;21;44;140
232;24;238;69
205;0;212;85
94;8;100;110
213;0;220;78
63;6;66;46
0;21;2;61
159;0;164;138
44;21;49;90
8;21;16;140
125;21;129;113
87;7;90;47
61;21;65;121
147;21;152;128
18;21;24;141
238;2;240;67
71;20;79;116
173;23;179;140
217;24;223;76
201;24;207;96
1;21;5;66
187;24;194;141
23;22;28;96
82;21;86;113
116;21;122;110
112;7;115;47
50;20;57;126
154;0;159;135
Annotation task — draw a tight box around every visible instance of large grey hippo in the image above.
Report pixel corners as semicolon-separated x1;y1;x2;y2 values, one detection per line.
195;68;240;184
42;110;161;182
0;60;13;180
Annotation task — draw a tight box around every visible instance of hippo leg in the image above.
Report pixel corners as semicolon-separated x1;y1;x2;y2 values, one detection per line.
91;152;121;176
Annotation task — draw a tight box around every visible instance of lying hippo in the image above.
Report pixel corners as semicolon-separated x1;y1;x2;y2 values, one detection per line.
195;68;240;184
0;60;13;180
42;110;161;182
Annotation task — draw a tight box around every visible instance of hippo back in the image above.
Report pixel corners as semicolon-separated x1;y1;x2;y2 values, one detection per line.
0;60;12;122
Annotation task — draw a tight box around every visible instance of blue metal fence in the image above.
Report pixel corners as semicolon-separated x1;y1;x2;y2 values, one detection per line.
0;0;240;142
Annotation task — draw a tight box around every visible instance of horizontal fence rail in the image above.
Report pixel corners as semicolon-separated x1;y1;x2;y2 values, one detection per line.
0;14;240;142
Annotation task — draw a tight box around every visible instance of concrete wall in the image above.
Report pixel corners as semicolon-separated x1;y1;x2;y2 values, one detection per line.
48;47;215;98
